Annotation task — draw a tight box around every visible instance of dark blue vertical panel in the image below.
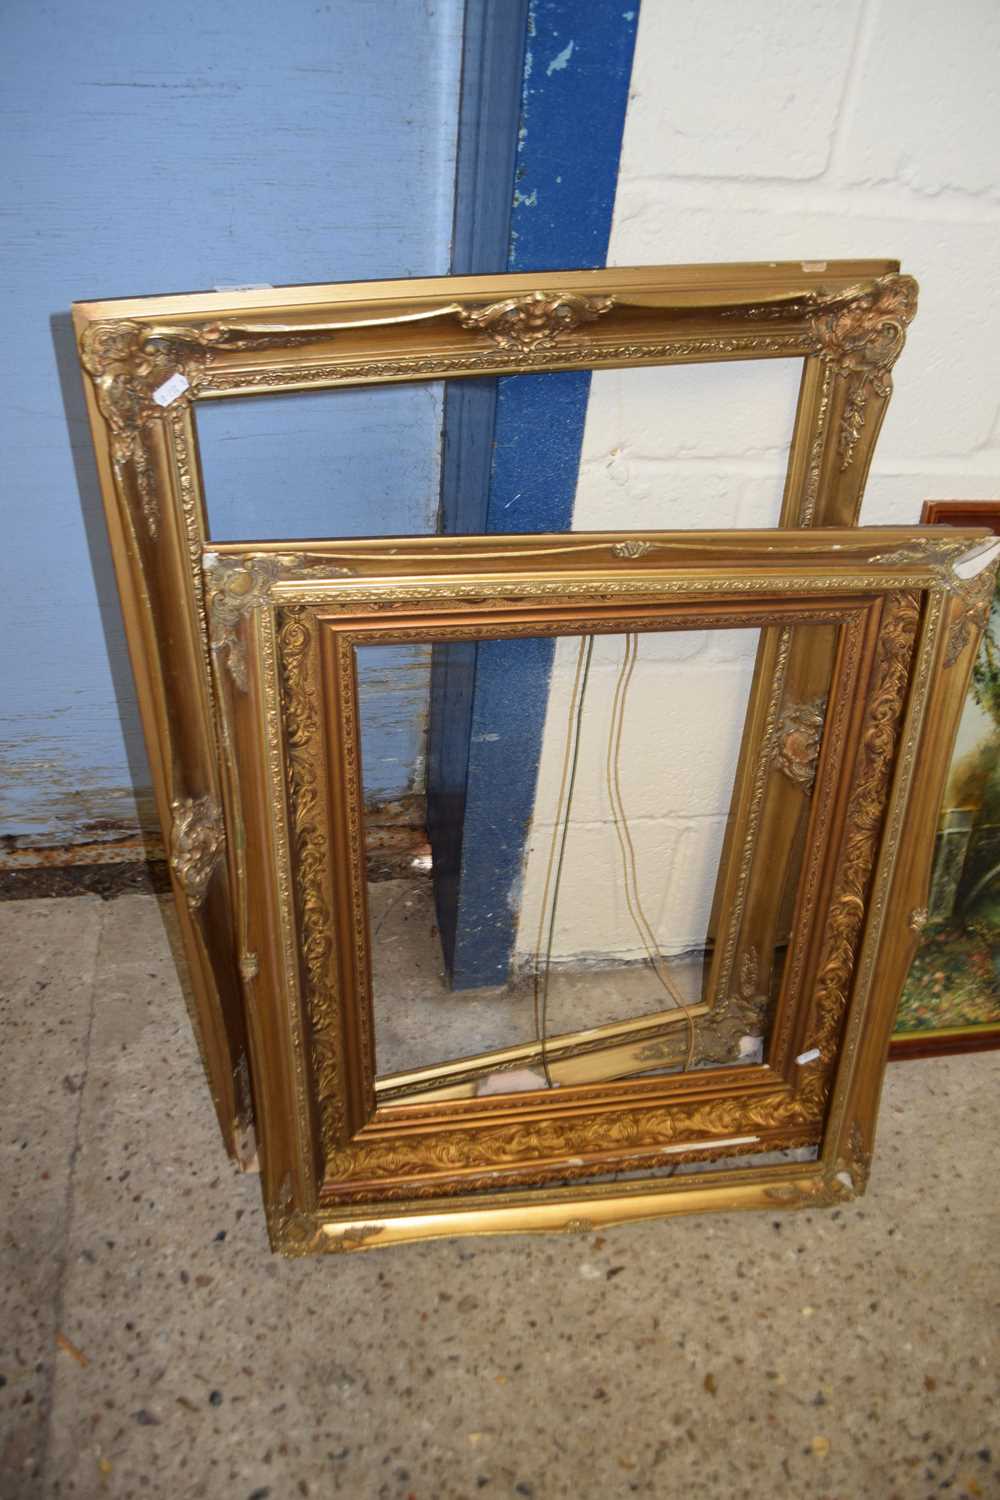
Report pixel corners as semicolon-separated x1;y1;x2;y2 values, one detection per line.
430;0;639;986
427;0;530;963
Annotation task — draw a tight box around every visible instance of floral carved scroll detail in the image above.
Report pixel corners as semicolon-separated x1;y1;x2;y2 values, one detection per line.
79;318;318;535
840;1122;873;1194
271;1209;384;1257
764;1174;853;1209
870;543;997;669
205;554;353;691
323;1087;821;1202
943;566;994;668
772;697;827;793
808;274;919;471
691;946;770;1066
766;1122;874;1208
805;591;920;1089
611;539;655;559
457;290;615;350
169;795;225;908
279;608;345;1150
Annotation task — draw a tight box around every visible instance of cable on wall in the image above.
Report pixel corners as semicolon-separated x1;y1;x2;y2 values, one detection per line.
532;632;697;1085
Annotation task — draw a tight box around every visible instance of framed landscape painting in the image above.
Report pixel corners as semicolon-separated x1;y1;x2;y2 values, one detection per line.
890;501;1000;1059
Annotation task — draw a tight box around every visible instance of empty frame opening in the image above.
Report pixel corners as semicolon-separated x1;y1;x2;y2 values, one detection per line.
196;358;803;542
358;618;836;1102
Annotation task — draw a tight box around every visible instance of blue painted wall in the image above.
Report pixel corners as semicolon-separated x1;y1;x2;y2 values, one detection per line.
1;0;462;844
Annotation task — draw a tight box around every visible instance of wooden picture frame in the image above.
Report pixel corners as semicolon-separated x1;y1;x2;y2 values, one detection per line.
72;262;921;1163
889;500;1000;1060
204;528;992;1253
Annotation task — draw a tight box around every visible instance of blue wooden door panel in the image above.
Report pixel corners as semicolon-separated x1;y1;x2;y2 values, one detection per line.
430;0;640;986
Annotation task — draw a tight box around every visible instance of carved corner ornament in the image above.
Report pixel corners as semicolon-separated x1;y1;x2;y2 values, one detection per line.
763;1121;871;1209
169;795;225;908
79;318;317;536
271;1204;385;1257
457;290;615;351
205;553;352;691
871;537;998;669
943;565;995;668
809;273;918;471
772;697;827;793
692;946;770;1067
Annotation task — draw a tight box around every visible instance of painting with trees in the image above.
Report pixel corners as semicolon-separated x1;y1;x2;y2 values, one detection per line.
892;501;1000;1058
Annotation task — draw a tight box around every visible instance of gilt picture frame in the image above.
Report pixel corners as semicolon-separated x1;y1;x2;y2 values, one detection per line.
890;500;1000;1060
203;528;992;1253
72;262;921;1161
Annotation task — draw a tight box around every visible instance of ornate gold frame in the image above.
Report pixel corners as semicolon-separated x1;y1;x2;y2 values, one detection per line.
204;528;991;1253
890;500;1000;1059
72;262;921;1162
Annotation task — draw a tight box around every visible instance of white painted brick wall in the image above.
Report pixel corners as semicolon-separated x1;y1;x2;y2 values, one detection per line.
515;0;1000;963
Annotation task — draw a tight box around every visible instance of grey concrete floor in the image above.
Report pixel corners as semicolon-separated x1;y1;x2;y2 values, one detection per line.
2;893;998;1500
370;877;707;1079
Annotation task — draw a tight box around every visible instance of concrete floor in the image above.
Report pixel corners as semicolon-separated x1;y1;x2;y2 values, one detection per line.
2;893;998;1500
370;878;708;1079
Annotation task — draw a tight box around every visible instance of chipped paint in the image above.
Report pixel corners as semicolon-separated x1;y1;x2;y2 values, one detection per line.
1;734;156;848
0;834;164;870
546;39;575;74
356;645;432;803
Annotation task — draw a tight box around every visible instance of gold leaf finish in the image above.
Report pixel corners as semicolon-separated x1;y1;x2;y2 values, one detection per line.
279;609;346;1150
74;264;982;1250
206;554;352;690
169;795;225;908
457;290;615;349
79;318;311;535
807;592;920;1075
611;539;655;559
943;567;994;667
772;698;827;792
809;274;918;471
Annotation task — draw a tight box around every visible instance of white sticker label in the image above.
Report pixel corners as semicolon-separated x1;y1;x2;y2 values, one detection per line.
152;372;190;408
796;1047;821;1065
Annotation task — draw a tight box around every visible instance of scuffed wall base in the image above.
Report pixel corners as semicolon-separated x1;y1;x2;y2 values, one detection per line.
0;794;432;900
0;841;170;901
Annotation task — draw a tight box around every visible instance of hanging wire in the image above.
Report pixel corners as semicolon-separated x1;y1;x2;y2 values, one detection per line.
605;633;697;1071
531;631;698;1085
532;635;595;1085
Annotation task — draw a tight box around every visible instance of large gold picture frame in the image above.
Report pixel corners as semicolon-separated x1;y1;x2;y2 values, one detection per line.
208;528;989;1253
72;262;921;1165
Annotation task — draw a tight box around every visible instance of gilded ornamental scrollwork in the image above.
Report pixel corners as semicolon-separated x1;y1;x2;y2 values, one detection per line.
805;591;920;1074
205;553;353;690
457;289;615;350
772;698;827;792
942;566;995;668
79;318;319;535
75;261;987;1254
808;273;919;470
169;795;225;908
278;608;346;1151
